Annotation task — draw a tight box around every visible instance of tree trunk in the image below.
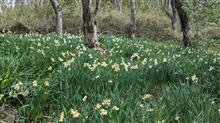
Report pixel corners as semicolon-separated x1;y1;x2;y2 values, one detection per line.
50;0;63;37
114;0;122;13
130;0;136;38
170;0;177;30
82;0;100;48
175;0;190;47
163;0;177;30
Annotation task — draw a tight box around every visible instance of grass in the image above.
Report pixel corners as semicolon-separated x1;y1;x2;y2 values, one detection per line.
0;33;220;123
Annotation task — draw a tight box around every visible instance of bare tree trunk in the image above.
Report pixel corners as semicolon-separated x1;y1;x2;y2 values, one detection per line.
163;0;177;30
114;0;122;13
130;0;136;38
170;0;177;30
82;0;100;48
50;0;63;37
175;0;190;47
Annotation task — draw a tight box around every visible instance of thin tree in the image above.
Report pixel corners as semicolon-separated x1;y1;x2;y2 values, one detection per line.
129;0;136;38
82;0;100;48
50;0;62;36
163;0;177;30
114;0;122;13
175;0;190;47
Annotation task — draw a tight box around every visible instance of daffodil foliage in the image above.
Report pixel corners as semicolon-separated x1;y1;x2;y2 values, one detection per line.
0;34;220;122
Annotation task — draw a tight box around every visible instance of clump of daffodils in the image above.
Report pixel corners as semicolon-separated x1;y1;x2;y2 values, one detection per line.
63;58;75;68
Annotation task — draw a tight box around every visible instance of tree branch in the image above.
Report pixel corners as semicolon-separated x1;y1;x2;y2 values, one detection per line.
94;0;100;16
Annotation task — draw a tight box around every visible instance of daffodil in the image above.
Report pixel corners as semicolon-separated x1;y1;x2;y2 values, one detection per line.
147;108;154;112
51;58;55;62
102;99;111;106
14;82;23;91
44;81;49;87
154;59;158;65
58;57;64;62
54;40;61;47
142;58;147;65
142;94;153;101
131;65;138;70
48;66;52;71
95;103;101;109
88;54;93;59
175;116;180;120
16;46;20;53
0;94;4;101
108;80;113;84
100;109;108;116
139;104;144;108
69;109;80;118
19;91;29;97
82;96;87;102
209;66;214;71
100;61;108;67
191;74;198;82
59;112;65;122
32;80;38;87
112;63;120;72
131;53;140;60
112;106;119;111
163;58;167;63
121;62;129;72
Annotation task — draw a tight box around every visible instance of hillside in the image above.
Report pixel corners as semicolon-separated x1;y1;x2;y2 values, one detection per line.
0;34;220;122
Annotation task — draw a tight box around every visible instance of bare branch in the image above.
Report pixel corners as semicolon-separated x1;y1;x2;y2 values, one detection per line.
94;0;100;16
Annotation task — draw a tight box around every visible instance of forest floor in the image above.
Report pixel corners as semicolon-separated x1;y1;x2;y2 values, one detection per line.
0;34;220;123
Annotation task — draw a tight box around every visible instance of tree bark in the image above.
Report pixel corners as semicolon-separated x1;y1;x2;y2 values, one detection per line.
130;0;136;38
175;0;190;47
50;0;63;37
170;0;177;30
163;0;177;30
114;0;122;13
82;0;100;48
